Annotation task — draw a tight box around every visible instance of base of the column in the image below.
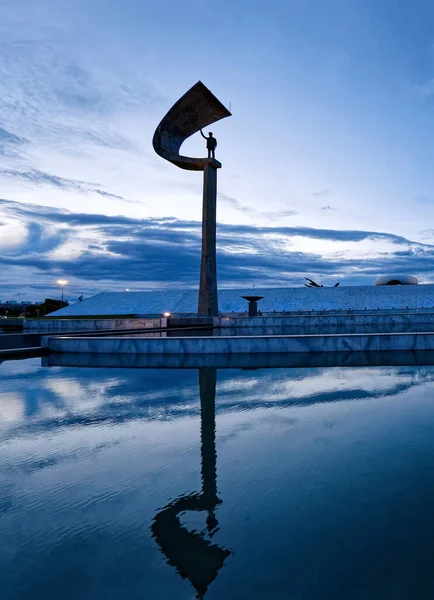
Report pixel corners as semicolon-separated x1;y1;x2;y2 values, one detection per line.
198;163;219;317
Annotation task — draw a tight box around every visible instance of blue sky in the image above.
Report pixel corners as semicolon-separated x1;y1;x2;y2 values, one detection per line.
2;0;434;300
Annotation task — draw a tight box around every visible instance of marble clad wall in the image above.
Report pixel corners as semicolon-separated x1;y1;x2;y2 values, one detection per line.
45;332;434;354
24;318;166;332
50;286;434;317
218;313;434;328
44;351;434;369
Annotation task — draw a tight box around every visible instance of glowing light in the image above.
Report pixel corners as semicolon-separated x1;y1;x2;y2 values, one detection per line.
125;288;130;292
163;312;171;317
56;279;68;302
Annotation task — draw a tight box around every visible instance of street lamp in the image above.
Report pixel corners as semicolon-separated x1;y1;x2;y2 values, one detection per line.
57;280;68;302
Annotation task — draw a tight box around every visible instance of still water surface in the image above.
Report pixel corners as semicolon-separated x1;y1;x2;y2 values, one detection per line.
2;358;434;599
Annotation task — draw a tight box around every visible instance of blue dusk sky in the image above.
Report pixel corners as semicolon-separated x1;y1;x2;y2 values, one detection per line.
2;0;434;301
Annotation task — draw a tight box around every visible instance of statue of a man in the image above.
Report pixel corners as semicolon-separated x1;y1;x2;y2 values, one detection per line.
200;129;217;159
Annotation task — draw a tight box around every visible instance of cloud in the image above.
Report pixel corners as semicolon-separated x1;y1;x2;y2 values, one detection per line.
0;40;162;124
313;189;332;198
420;229;434;241
218;193;297;220
0;34;163;209
263;210;298;219
0;169;92;189
0;126;24;146
1;198;434;299
0;168;140;203
0;126;26;157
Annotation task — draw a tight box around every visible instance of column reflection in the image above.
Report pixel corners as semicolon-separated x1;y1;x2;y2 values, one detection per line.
151;368;230;599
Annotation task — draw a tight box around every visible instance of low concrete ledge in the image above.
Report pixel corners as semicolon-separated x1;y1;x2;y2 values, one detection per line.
44;350;434;369
218;313;434;328
45;331;434;355
0;347;44;359
25;317;166;332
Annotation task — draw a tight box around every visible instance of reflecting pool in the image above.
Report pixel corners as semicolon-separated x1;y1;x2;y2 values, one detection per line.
2;357;434;598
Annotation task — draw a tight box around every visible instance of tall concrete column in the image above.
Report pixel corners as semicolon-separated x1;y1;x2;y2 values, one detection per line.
198;160;219;316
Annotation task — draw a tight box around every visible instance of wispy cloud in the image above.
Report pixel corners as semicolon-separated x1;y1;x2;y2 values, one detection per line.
0;33;163;215
218;193;297;220
0;168;142;204
0;126;26;158
313;189;332;198
0;126;24;145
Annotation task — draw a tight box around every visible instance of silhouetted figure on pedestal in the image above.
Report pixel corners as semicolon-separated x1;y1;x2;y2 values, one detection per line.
200;130;217;159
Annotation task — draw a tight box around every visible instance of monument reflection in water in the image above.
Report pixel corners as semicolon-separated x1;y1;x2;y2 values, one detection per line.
152;368;230;599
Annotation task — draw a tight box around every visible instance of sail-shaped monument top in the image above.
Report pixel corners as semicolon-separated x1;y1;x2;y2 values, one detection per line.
152;81;232;171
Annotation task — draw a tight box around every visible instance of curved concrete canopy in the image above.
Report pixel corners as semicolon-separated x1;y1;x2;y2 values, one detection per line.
375;275;418;286
152;81;232;171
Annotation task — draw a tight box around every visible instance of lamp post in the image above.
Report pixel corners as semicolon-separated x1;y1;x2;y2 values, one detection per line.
57;280;68;302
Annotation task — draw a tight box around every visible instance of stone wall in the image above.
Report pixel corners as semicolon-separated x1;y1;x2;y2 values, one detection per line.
24;317;166;332
45;331;434;355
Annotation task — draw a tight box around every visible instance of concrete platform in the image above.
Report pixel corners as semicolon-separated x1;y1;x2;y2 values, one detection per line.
0;347;44;359
44;331;434;355
25;317;166;332
43;350;434;369
0;332;44;350
218;312;434;329
0;318;24;331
